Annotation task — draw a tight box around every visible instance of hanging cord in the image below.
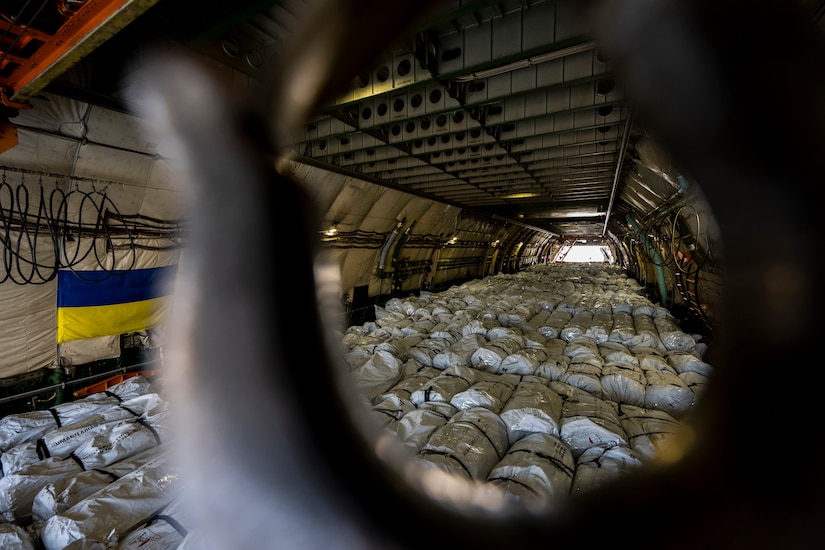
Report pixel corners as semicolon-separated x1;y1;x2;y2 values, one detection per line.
671;205;708;276
0;172;181;284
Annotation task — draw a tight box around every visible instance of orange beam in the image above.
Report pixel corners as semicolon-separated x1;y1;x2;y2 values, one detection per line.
0;122;19;155
6;0;160;102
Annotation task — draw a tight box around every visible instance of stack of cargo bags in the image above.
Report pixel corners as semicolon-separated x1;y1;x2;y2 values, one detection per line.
0;375;191;549
343;263;713;510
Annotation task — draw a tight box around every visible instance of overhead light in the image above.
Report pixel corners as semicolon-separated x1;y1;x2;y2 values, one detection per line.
502;192;541;199
322;223;338;238
446;236;457;245
455;41;598;82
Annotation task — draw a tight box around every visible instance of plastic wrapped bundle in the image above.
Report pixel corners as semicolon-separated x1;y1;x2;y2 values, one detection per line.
461;319;491;338
36;393;165;461
667;351;713;377
486;433;575;510
653;312;696;352
537;309;571;339
117;496;192;550
1;440;42;477
0;376;155;454
598;342;639;366
570;444;645;496
350;349;404;402
644;370;695;418
0;523;35;550
375;335;425;362
499;303;539;327
408;338;450;367
450;375;519;413
70;403;167;472
521;309;552;333
0;394;119;454
607;311;636;344
371;394;416;427
600;362;647;406
0;456;84;522
40;452;181;550
498;345;549;375
378;365;441;402
535;355;570;382
561;356;603;397
679;371;710;398
418;407;509;481
31;447;166;523
559;394;627;458
391;408;452;454
630;314;666;352
585;311;614;344
619;405;684;462
560;311;593;342
500;381;564;444
432;333;486;370
470;337;523;374
410;365;479;406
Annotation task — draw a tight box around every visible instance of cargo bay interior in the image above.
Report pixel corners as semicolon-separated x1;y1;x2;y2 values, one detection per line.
0;1;824;549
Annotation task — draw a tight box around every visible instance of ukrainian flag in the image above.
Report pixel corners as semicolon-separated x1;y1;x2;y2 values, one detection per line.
56;266;177;344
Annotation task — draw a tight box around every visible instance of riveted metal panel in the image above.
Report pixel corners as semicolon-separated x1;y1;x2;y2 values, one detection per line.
569;82;595;109
464;21;493;67
512;66;538;94
522;0;557;50
492;11;523;59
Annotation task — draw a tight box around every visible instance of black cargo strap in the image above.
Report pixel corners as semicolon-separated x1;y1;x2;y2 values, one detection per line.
104;390;122;402
155;514;189;537
67;452;86;471
48;408;62;427
136;417;162;445
93;468;121;481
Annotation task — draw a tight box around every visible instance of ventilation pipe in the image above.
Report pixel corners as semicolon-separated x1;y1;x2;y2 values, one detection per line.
626;214;669;307
391;219;416;268
376;218;405;279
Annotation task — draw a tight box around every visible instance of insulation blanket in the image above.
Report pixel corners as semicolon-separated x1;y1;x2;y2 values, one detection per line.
499;381;563;444
486;433;575;509
32;447;166;523
40;452;181;550
418;407;509;480
570;444;645;496
450;375;518;413
560;394;627;458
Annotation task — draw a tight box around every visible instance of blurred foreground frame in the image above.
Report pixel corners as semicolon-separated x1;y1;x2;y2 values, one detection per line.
140;0;825;548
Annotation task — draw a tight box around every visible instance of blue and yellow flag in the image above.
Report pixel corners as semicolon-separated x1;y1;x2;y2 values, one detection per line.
56;266;177;344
